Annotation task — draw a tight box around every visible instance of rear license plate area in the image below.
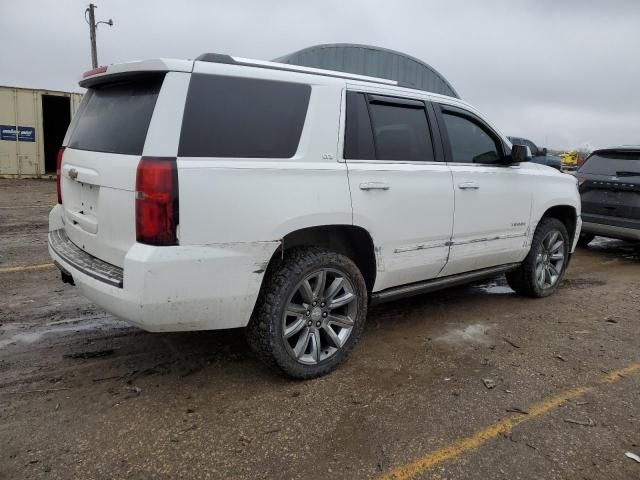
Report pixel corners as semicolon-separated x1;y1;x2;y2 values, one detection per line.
79;182;99;217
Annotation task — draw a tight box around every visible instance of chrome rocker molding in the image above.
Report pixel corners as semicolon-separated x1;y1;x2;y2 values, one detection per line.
370;263;520;305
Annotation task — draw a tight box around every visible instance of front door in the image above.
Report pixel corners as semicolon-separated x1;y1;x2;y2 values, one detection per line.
434;104;532;276
343;90;454;292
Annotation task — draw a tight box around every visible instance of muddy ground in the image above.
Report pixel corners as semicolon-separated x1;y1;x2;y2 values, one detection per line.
1;179;639;480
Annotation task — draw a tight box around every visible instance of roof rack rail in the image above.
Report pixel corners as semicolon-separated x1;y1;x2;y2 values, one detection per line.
194;53;237;64
194;52;399;88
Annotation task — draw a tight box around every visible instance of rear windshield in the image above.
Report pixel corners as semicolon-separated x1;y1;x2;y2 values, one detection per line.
68;74;164;155
178;74;311;158
580;152;640;176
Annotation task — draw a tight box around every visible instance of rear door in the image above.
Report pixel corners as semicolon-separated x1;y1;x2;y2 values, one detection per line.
344;90;454;291
434;104;532;276
579;151;640;224
60;72;188;267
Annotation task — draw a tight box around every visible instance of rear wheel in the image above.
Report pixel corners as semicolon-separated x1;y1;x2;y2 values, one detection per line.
577;233;595;247
506;217;570;298
247;247;367;379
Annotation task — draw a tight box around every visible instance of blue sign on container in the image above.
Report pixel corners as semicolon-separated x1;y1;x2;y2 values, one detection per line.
0;125;36;142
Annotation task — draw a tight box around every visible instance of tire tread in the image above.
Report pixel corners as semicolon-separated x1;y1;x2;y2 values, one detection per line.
246;247;367;379
506;217;569;298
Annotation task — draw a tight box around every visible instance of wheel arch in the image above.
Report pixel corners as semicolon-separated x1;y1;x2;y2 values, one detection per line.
266;225;377;292
540;205;578;242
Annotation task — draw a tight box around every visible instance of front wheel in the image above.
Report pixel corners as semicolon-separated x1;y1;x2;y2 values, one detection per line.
506;217;570;298
247;247;367;379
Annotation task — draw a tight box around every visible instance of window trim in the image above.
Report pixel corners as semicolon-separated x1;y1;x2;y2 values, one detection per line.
368;94;426;109
434;103;510;166
342;90;443;164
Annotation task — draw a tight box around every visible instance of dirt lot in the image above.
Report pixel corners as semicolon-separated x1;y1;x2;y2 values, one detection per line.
1;178;639;480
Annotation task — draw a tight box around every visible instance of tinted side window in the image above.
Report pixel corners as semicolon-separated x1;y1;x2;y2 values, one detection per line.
344;92;375;160
442;112;502;164
369;101;434;161
179;74;311;158
68;74;164;155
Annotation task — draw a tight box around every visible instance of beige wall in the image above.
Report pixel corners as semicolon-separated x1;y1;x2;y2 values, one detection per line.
0;86;83;177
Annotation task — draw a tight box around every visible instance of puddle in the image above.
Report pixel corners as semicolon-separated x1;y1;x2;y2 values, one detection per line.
472;279;514;295
588;237;640;260
436;323;493;345
0;316;132;349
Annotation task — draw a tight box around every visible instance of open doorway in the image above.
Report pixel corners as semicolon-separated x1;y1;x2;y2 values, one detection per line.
42;95;71;174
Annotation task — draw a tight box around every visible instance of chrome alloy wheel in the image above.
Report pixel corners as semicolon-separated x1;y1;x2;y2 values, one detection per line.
535;230;566;289
282;269;358;365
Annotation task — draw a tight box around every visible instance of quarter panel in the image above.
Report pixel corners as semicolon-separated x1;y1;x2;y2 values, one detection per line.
177;81;350;245
178;160;352;244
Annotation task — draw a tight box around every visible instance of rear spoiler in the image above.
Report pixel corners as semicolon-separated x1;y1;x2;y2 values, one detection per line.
79;58;194;88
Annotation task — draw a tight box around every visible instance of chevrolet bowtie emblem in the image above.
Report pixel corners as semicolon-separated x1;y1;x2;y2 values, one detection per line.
68;168;78;180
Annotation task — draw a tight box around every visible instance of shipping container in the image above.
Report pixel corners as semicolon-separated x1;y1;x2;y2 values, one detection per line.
0;86;83;178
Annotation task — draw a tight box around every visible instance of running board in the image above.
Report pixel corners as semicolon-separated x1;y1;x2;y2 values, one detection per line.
370;263;520;305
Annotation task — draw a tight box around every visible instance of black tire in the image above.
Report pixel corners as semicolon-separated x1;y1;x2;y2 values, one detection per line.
246;247;368;379
577;233;595;247
506;217;570;298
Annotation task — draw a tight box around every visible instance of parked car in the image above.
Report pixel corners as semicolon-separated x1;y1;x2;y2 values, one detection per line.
49;54;581;378
508;136;562;170
575;146;640;246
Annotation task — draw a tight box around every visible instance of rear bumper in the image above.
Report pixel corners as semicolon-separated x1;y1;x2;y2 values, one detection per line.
48;209;280;332
582;213;640;241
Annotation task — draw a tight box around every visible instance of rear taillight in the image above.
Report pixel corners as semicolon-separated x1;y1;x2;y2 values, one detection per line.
56;147;65;204
135;157;179;246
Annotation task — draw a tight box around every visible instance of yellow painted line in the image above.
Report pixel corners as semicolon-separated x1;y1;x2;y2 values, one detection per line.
379;362;640;480
0;263;54;274
0;204;53;209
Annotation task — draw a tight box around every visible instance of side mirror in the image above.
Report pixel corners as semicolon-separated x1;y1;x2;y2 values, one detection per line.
510;144;530;164
540;147;547;156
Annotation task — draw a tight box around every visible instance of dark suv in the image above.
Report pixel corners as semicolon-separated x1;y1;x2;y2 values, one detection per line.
576;146;640;246
507;136;562;170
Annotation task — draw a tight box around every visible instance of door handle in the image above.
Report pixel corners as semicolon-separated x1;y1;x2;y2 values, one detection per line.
458;182;479;190
359;181;390;191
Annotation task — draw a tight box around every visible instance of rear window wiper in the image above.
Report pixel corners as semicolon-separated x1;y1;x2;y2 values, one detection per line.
615;171;640;177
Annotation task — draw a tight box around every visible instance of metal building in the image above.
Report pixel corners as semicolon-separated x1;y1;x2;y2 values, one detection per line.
0;86;83;177
274;43;458;98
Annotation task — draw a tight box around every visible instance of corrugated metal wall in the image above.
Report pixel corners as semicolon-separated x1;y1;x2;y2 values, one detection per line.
275;44;458;98
0;86;83;177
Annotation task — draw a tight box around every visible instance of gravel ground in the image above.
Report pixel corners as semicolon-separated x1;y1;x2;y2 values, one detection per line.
1;179;639;479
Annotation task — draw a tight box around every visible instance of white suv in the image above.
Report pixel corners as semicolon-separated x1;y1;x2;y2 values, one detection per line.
49;54;581;378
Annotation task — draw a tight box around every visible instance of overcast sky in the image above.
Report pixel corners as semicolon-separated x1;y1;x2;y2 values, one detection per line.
1;0;639;150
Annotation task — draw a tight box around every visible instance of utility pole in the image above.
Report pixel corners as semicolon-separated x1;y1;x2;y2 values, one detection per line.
85;4;113;68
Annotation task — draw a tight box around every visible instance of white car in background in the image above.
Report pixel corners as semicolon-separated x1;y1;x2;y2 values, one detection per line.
49;54;581;378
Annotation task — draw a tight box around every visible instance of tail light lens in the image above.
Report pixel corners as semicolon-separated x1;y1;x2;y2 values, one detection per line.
56;147;65;204
135;157;179;246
